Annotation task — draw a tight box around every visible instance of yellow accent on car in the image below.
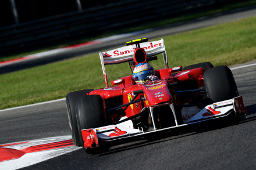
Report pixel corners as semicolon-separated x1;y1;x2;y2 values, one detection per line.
148;84;165;90
126;38;148;46
128;94;133;109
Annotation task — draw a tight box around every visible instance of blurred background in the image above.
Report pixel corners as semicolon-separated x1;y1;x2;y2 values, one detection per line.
0;0;250;56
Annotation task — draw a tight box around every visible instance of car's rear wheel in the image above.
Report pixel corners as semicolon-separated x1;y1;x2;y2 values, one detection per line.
204;66;238;102
76;95;107;152
183;62;213;71
66;89;93;146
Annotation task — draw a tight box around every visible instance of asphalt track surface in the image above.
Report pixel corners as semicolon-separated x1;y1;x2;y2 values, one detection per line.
1;62;256;169
1;6;256;170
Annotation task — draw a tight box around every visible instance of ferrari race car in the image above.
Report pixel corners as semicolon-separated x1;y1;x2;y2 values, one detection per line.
66;38;246;152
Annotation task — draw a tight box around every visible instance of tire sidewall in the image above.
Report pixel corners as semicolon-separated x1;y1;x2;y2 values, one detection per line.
66;89;93;146
204;66;238;102
76;95;106;147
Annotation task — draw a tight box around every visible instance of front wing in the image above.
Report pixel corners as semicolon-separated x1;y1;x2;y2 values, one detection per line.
81;96;246;149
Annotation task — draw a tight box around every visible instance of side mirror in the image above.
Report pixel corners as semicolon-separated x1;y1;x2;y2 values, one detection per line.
111;78;124;86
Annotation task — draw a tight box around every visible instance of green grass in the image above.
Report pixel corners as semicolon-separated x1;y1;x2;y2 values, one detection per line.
1;0;256;62
1;16;256;110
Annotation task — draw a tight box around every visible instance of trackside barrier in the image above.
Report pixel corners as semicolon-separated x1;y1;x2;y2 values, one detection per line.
0;0;231;55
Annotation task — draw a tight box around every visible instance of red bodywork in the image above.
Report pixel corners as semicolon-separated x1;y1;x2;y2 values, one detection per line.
89;66;205;122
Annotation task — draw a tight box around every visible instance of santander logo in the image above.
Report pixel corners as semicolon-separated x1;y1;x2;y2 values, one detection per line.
103;42;162;58
113;49;134;56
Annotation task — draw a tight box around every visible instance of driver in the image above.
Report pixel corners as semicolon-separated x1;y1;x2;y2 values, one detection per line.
132;48;155;84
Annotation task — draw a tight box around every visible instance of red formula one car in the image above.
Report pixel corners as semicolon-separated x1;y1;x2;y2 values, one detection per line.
66;38;246;152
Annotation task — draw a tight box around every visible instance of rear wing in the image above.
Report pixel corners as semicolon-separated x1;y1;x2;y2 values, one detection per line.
99;39;168;87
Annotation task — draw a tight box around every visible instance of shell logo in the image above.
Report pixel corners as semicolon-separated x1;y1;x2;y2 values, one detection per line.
127;94;133;109
148;84;165;90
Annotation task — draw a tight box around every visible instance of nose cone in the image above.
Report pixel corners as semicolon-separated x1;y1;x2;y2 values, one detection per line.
142;80;172;106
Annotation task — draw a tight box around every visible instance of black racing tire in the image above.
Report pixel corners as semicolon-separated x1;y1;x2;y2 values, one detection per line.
183;62;213;71
66;89;93;146
76;95;106;149
204;66;238;102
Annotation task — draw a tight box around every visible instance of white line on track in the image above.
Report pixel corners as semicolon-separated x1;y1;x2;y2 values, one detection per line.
230;62;256;71
0;98;65;112
0;61;256;112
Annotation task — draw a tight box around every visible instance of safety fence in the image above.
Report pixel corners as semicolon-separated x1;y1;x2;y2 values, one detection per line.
0;0;231;55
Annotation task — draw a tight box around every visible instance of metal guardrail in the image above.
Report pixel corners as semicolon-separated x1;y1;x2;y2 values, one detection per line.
0;0;230;55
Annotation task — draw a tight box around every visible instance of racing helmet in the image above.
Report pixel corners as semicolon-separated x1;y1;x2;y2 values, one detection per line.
133;63;154;83
134;48;147;64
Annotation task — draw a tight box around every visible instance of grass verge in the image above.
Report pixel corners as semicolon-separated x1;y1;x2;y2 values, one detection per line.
0;16;256;110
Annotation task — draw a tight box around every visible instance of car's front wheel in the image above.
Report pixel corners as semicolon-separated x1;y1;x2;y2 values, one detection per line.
204;66;238;103
76;95;107;152
66;89;93;146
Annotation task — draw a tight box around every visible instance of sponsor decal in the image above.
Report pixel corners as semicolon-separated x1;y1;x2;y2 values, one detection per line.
202;107;221;117
148;84;165;90
96;125;115;131
82;129;98;149
145;100;149;106
144;93;149;106
127;93;133;109
87;134;95;140
215;100;232;106
108;127;127;137
142;42;162;50
155;92;162;95
133;63;148;73
113;49;134;56
155;92;164;98
103;42;162;57
103;52;112;57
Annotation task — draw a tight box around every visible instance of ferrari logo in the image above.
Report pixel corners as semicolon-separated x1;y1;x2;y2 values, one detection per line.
128;94;133;109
